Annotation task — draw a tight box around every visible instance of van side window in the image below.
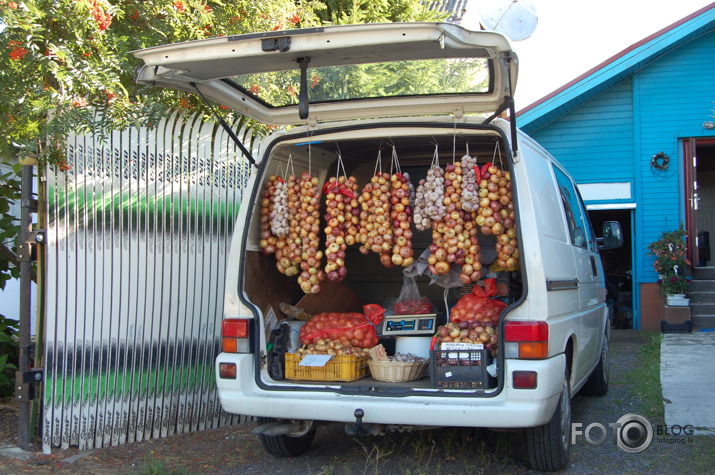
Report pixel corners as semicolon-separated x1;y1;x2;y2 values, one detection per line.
552;166;592;250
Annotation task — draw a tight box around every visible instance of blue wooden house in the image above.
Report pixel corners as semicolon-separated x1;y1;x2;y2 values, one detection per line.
517;4;715;330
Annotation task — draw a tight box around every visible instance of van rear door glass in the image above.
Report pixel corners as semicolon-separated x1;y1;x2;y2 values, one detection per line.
228;57;491;108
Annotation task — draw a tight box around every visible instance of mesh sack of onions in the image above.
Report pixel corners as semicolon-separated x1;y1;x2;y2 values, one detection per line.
323;167;360;282
477;162;519;271
295;171;325;294
259;174;280;256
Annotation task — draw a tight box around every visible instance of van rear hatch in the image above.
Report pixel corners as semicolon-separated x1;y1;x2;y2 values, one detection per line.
133;22;518;126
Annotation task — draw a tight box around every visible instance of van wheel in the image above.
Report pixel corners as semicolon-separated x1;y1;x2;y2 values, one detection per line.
526;375;571;472
580;334;609;396
257;417;317;457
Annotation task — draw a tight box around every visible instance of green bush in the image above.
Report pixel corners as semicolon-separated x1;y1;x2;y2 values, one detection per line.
0;314;19;397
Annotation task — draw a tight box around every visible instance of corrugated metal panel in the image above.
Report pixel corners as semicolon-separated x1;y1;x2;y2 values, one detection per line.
43;111;254;452
429;0;470;16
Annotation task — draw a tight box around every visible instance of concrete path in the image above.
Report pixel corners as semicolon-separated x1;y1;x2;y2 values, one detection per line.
660;331;715;435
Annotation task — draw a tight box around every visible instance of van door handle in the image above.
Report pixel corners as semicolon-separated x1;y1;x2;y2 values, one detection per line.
590;255;598;276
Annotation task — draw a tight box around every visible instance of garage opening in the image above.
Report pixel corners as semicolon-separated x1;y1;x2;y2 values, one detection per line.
589;209;633;329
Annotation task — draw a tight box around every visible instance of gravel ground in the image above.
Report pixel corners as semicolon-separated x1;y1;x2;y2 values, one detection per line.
1;330;713;474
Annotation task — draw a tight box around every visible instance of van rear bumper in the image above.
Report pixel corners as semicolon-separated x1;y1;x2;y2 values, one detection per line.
216;353;567;429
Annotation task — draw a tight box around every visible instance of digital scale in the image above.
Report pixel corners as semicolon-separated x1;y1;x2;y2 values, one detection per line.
381;314;438;336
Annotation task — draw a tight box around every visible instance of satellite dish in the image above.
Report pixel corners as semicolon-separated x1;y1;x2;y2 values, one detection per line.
478;0;538;41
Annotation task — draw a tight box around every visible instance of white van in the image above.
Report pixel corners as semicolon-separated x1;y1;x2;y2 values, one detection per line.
135;22;622;472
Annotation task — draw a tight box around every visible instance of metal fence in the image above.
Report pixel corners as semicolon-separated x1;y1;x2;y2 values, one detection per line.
42;112;254;451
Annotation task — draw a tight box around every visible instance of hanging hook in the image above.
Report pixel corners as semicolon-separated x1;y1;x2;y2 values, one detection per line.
452;121;459;163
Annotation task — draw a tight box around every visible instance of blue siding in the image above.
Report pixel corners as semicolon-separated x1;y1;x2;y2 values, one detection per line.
529;80;636;184
520;28;715;328
636;31;715;282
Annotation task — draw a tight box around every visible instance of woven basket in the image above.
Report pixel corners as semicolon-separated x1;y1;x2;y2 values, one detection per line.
368;359;429;383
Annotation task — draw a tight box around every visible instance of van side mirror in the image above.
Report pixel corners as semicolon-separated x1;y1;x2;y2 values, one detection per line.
598;221;623;250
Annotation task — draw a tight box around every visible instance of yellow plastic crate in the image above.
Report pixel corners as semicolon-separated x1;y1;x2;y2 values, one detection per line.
285;353;369;382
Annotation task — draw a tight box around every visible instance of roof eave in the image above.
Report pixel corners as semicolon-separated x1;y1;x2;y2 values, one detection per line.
516;3;715;133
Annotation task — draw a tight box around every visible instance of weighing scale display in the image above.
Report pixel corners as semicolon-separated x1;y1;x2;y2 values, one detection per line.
382;314;437;335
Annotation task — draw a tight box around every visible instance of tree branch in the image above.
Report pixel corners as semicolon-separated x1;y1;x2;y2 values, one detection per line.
0;241;37;283
0;241;17;267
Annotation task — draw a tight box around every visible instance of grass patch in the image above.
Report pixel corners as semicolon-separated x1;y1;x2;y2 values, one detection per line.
689;437;715;472
138;456;190;475
623;333;664;423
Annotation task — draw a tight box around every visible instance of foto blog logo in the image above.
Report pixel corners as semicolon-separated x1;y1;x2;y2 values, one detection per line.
571;413;690;453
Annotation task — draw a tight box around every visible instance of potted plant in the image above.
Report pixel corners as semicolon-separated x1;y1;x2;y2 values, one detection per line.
657;275;691;305
648;225;691;304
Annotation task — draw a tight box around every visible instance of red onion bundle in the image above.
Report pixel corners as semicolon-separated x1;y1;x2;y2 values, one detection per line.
428;162;465;275
296;171;325;294
324;175;360;281
459;217;482;284
389;172;414;267
478;163;518;270
358;172;394;266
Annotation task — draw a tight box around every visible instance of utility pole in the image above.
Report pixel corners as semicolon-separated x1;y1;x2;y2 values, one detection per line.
16;163;43;450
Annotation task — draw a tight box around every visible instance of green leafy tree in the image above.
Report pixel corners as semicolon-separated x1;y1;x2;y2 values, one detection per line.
0;0;326;280
316;0;442;24
0;0;454;395
0;0;452;283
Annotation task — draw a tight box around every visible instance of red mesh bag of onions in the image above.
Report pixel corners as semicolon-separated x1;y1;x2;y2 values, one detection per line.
449;279;506;323
299;312;380;349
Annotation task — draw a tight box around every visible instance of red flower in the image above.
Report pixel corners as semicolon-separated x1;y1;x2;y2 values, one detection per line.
249;84;261;95
310;74;319;88
103;90;116;101
179;98;191;109
219;105;230;110
9;47;29;61
58;159;72;172
288;14;300;25
72;98;88;108
271;22;284;31
90;0;113;30
173;0;185;12
8;2;17;9
287;86;298;96
204;5;213;13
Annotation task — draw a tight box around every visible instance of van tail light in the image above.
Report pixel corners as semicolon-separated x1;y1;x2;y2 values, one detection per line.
504;321;549;359
222;319;250;353
219;362;237;379
512;371;537;389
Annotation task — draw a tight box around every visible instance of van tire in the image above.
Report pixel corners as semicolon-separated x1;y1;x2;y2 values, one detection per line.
257;417;317;457
580;334;609;396
526;374;571;472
